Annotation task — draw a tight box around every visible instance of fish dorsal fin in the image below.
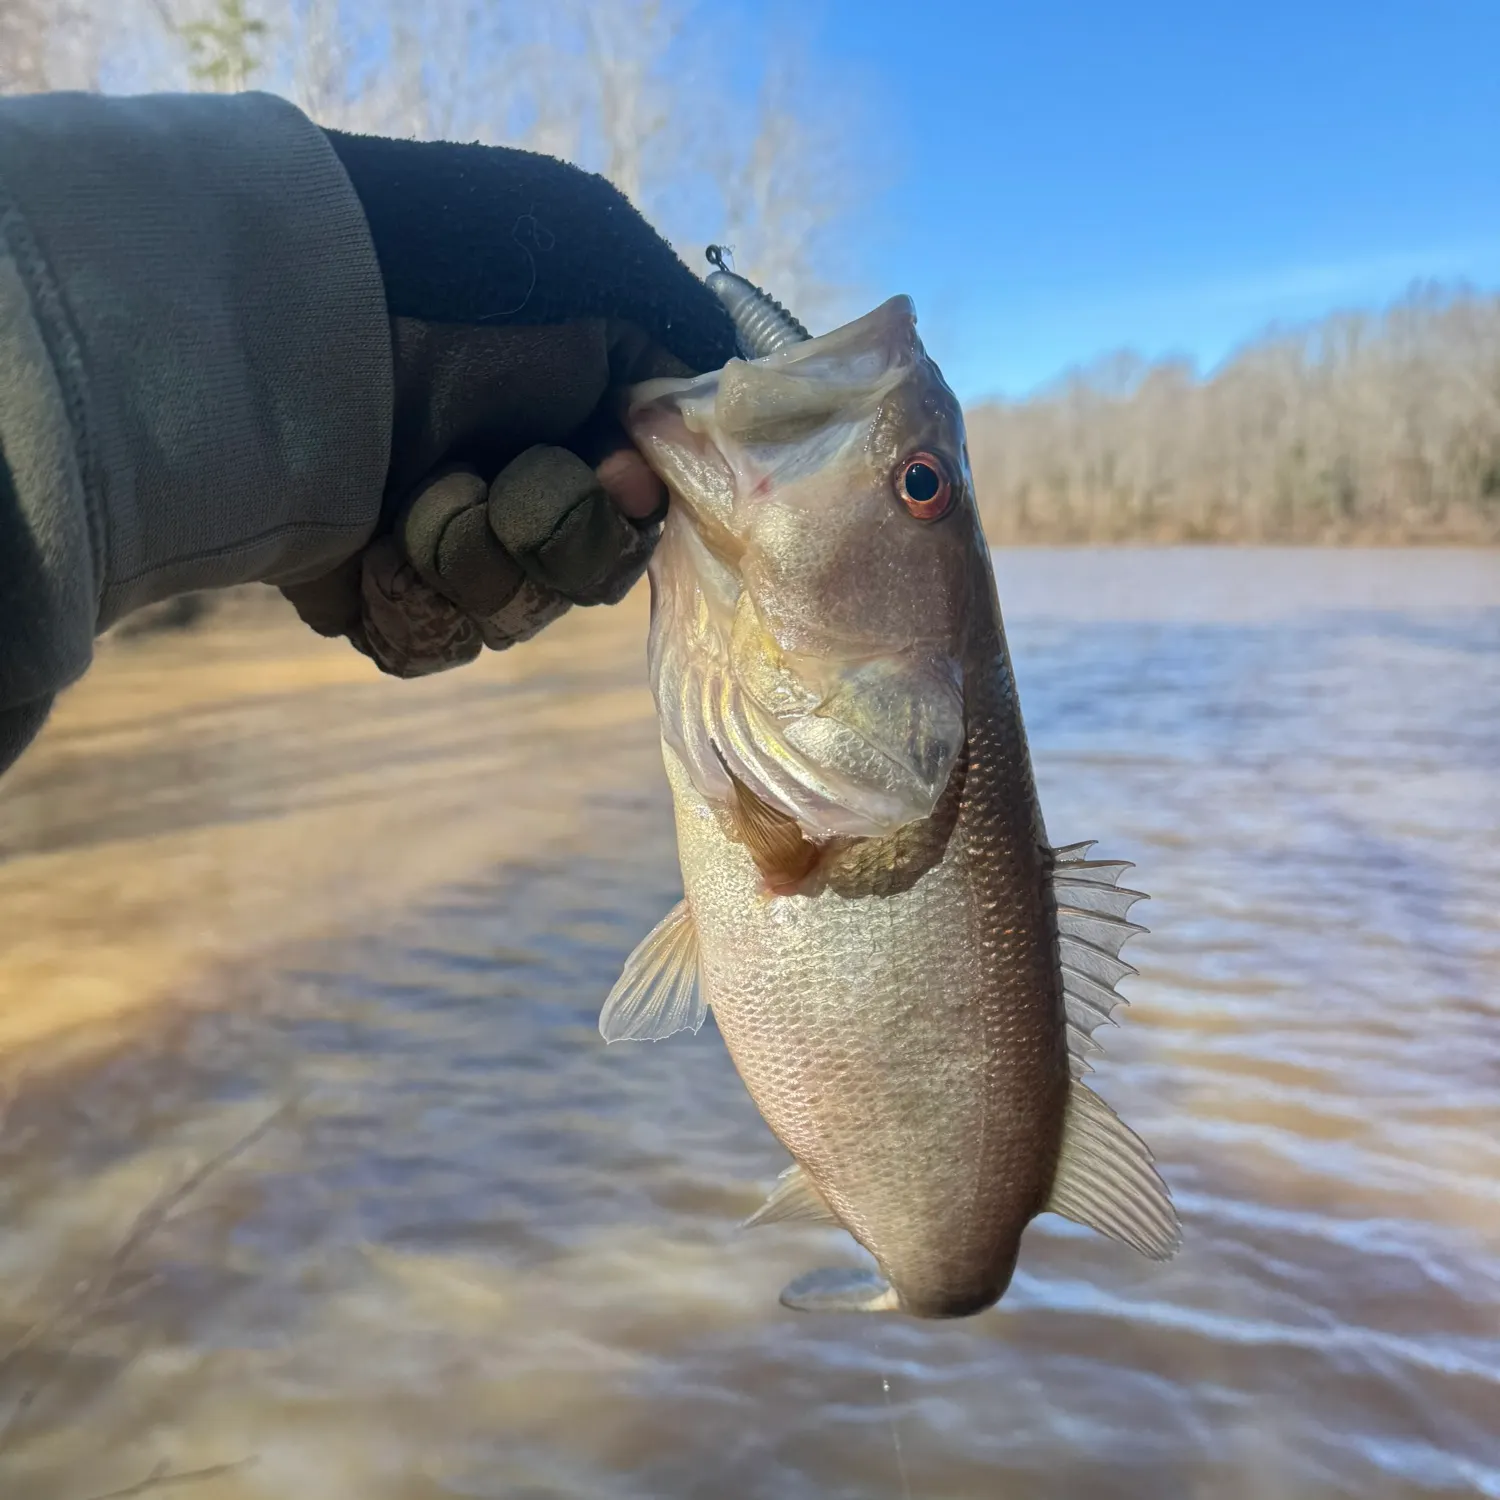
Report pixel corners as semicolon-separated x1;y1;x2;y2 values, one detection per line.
713;744;821;892
1048;844;1178;1252
1048;1081;1181;1260
1052;840;1097;863
743;1163;838;1228
1052;843;1148;1076
599;900;705;1042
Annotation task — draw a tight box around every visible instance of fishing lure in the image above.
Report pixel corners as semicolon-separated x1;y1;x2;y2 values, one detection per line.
704;245;811;359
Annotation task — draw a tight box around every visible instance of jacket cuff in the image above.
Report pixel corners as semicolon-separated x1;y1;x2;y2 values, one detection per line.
0;89;393;667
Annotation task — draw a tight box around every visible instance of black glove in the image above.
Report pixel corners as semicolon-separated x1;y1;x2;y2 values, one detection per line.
280;131;737;676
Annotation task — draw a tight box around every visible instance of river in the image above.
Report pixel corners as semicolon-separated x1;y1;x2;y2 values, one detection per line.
0;548;1495;1500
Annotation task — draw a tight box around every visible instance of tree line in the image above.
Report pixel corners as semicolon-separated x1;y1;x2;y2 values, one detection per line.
965;285;1500;544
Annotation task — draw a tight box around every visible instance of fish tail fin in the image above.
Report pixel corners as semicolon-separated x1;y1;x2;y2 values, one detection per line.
779;1267;900;1314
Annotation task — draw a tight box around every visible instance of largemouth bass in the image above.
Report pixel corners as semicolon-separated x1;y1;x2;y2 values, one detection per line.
603;293;1179;1319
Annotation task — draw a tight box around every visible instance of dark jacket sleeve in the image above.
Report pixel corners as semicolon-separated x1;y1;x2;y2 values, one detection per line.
0;90;393;750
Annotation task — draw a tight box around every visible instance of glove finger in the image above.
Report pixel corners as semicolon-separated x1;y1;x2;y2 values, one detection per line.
476;578;572;652
398;466;528;617
358;536;482;678
488;445;658;608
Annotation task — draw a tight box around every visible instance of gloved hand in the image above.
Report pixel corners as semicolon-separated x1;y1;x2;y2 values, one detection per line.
280;131;736;676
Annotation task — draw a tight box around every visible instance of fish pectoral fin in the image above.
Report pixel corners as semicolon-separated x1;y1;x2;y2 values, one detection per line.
598;899;705;1043
711;743;821;891
1047;1081;1182;1261
779;1267;899;1314
742;1163;839;1228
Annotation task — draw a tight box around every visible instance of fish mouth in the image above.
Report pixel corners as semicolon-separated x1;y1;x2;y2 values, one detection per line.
626;402;746;568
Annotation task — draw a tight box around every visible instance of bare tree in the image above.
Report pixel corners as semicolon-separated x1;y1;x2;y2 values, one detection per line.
0;0;101;93
104;0;867;326
13;0;874;364
710;54;866;330
579;0;683;209
966;284;1500;544
0;0;52;93
148;0;266;91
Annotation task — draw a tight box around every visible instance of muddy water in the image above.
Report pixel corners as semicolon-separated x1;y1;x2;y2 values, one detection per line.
0;550;1495;1500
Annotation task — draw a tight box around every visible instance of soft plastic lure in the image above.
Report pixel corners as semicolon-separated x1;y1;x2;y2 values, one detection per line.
704;245;811;359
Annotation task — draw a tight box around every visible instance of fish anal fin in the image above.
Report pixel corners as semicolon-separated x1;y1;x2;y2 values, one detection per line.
712;744;821;892
1047;1081;1181;1261
599;899;705;1042
779;1267;899;1313
743;1163;838;1229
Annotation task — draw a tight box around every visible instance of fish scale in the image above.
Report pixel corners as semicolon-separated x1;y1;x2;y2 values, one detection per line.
601;291;1180;1317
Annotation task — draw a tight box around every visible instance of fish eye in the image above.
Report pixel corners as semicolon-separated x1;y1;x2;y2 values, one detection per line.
895;452;953;521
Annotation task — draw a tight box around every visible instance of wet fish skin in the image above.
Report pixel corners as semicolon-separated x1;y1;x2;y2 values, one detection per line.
606;297;1179;1318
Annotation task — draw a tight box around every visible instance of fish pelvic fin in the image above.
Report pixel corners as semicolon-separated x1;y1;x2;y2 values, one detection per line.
712;743;822;893
1051;841;1149;1079
1048;1080;1181;1261
779;1267;900;1314
742;1163;839;1229
599;899;705;1042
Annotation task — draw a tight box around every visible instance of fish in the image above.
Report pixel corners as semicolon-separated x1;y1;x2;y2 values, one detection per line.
601;291;1180;1318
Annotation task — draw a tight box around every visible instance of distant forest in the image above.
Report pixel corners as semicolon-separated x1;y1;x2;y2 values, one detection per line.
965;286;1500;544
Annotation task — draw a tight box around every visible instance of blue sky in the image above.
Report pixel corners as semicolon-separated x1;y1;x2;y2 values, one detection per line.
786;0;1500;401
